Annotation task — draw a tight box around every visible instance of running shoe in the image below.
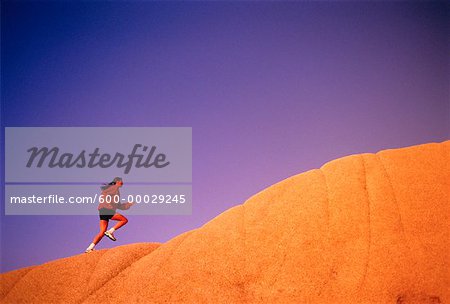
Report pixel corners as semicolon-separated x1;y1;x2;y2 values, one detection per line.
104;231;117;241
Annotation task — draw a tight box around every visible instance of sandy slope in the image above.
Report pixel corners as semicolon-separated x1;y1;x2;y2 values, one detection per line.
1;140;448;304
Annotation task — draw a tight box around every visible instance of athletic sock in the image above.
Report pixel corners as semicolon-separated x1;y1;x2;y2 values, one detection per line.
86;243;95;251
107;227;115;234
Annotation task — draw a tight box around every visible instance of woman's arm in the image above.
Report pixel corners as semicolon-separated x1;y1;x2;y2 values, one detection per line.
117;202;135;210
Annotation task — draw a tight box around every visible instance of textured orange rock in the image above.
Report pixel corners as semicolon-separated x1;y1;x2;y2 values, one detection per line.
1;243;161;303
1;140;449;303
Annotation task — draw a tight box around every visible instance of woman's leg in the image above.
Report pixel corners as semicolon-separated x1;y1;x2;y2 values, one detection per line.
92;219;109;244
109;213;128;230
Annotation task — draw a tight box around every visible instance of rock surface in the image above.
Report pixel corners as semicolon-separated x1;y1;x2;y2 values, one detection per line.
1;140;448;303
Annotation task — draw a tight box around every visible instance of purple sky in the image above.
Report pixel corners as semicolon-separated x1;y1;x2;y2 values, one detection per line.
1;1;448;273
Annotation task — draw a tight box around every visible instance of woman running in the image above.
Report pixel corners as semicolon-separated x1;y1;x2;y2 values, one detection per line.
85;177;135;253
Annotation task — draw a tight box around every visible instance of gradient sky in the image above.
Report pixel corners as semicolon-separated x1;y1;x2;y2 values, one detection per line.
1;1;448;273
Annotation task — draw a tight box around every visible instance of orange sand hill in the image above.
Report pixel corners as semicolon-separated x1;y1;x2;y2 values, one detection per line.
1;140;449;304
